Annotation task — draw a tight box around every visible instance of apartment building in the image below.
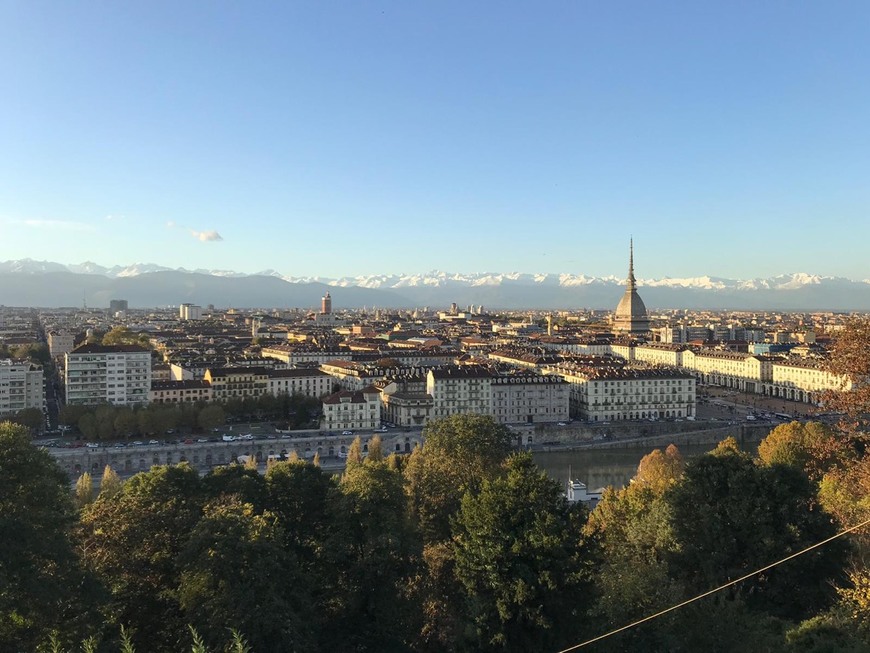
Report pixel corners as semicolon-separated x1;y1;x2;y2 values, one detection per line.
149;380;213;404
203;367;270;401
48;331;75;358
0;359;44;416
681;350;773;393
490;373;569;424
427;366;493;419
633;343;688;368
571;368;696;422
268;368;333;399
65;344;151;406
321;387;381;431
767;359;851;404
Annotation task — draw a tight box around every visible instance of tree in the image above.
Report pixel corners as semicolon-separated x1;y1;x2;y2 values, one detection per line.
177;497;314;653
758;421;851;482
634;443;685;493
818;455;870;555
326;456;420;652
367;434;384;463
99;465;123;499
823;317;870;428
79;464;205;651
346;436;364;468
667;447;846;621
202;464;267;509
75;472;94;508
197;404;225;432
78;412;98;440
405;415;514;544
0;423;99;650
10;407;44;432
452;453;595;651
113;408;138;438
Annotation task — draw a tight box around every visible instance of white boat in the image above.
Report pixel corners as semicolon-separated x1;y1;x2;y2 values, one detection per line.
565;478;603;507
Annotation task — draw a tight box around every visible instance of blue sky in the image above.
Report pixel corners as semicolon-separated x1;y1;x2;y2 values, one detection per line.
1;1;869;280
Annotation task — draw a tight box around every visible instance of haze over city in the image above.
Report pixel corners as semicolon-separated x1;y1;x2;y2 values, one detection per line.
2;2;870;280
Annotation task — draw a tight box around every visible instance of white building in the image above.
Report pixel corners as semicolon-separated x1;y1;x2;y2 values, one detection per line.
633;343;687;368
767;359;851;404
546;363;695;422
65;344;151;406
179;304;203;321
681;349;773;394
490;373;569;424
268;368;333;399
426;366;493;419
0;359;44;417
321;387;381;431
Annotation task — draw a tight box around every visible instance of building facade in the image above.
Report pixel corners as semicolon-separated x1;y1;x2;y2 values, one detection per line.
426;366;493;419
65;344;152;406
0;359;44;416
321;387;381;431
490;373;569;424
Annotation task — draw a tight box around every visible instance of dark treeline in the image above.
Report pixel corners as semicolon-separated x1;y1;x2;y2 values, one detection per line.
58;393;321;441
2;413;869;653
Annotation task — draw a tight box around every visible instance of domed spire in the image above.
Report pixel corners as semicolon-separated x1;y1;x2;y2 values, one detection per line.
613;237;650;335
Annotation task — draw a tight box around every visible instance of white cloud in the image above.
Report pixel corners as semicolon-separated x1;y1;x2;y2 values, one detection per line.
190;229;223;242
165;220;222;242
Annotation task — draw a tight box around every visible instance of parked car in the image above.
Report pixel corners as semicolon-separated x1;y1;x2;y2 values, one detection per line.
342;430;353;435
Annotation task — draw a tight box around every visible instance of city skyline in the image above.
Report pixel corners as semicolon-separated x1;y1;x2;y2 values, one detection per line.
2;3;870;279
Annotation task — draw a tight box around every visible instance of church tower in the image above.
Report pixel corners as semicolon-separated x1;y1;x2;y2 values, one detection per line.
612;239;650;335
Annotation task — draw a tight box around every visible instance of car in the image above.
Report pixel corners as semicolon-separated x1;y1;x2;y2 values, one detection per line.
86;442;99;449
149;439;159;445
113;443;126;448
557;422;567;426
222;435;235;442
132;441;144;446
341;430;353;435
183;439;194;444
197;438;208;443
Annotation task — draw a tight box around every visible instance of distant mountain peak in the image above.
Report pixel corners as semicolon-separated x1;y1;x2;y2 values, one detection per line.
1;259;869;310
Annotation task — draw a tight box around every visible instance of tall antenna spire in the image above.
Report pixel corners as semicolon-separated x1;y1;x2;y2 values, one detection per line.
627;237;636;290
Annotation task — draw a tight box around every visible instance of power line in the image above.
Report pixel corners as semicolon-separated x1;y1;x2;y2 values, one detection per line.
557;517;870;652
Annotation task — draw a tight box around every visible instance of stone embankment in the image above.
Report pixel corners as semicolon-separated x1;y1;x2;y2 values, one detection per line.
514;420;773;453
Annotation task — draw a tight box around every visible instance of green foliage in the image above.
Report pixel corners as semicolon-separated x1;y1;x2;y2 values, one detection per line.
668;449;845;620
177;498;313;652
329;456;420;651
452;453;595;651
197;404;225;431
79;464;205;651
406;414;514;544
9;406;45;431
0;422;99;650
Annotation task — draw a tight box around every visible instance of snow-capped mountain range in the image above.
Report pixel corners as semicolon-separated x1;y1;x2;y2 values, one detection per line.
0;258;857;291
1;259;869;310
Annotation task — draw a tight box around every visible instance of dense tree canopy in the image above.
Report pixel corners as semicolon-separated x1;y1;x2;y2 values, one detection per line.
2;407;867;652
0;422;99;651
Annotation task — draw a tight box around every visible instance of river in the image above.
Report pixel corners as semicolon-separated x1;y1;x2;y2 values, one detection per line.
532;441;757;491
